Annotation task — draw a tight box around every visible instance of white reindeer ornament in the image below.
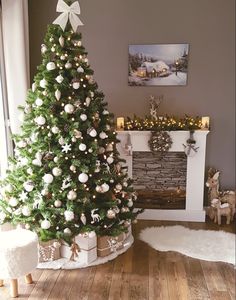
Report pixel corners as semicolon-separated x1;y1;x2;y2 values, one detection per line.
91;209;101;224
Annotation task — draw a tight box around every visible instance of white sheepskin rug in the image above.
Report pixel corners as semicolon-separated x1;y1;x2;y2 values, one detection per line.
139;225;235;265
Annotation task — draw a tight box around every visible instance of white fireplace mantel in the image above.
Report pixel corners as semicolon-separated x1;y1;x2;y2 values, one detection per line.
117;130;209;222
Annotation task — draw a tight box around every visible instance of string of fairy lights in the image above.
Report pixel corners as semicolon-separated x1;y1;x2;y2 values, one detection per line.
123;115;204;131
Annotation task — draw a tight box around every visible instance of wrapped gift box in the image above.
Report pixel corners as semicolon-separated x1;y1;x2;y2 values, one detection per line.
97;232;126;257
38;239;61;263
60;231;97;264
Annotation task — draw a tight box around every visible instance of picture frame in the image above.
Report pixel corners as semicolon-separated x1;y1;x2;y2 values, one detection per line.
128;43;189;86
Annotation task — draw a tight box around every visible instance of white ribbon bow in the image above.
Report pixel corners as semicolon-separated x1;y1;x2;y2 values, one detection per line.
53;0;83;32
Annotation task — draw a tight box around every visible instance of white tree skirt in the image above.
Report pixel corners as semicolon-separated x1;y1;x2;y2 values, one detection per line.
37;235;134;270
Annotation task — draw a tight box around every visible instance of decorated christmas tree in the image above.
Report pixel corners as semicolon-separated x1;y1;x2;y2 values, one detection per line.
0;0;141;243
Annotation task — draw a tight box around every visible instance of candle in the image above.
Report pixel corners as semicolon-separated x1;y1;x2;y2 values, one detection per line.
201;116;210;129
116;117;125;130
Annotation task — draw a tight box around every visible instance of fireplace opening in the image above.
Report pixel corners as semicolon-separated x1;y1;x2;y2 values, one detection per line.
132;151;187;209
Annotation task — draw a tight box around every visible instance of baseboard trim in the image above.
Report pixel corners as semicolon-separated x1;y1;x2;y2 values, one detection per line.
136;209;206;222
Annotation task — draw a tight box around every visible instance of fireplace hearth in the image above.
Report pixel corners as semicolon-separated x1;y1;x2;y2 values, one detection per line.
117;130;209;222
132;151;187;209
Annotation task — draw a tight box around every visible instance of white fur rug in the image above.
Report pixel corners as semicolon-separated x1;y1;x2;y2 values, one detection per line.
139;225;235;265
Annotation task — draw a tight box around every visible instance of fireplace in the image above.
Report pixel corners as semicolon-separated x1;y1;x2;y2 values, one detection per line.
133;151;187;209
116;130;209;222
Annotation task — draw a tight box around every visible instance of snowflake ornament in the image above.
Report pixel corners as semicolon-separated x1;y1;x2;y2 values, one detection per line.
19;191;28;202
62;143;72;153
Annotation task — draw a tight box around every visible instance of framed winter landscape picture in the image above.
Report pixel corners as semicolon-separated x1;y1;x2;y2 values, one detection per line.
128;43;189;86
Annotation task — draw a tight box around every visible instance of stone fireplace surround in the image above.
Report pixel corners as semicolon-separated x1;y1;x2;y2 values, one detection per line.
117;130;209;222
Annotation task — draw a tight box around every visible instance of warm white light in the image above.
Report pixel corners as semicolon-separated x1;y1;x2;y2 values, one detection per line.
201;116;210;129
117;117;125;130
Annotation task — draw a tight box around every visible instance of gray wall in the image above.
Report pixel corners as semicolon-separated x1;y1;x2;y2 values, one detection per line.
28;0;235;188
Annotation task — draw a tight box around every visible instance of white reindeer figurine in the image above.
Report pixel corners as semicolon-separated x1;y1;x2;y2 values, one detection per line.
206;168;235;221
211;198;231;225
91;209;101;224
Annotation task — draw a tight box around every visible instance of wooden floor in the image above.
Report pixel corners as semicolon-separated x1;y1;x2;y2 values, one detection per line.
0;219;235;300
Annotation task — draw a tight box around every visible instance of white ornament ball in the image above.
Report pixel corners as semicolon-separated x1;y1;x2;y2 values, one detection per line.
41;220;51;229
64;104;74;114
78;173;88;183
65;62;72;69
52;167;62;177
71;137;77;142
23;181;34;192
46;62;56;71
53;157;59;163
25;224;31;230
95;185;102;193
35;116;46;126
17;140;27;148
54;200;62;208
106;209;116;219
35;152;42;160
56;75;64;83
43;174;54;184
27;168;33;175
32;159;42;166
70;165;76;172
101;183;110;193
107;157;114;164
5;184;13;192
77;66;84;73
20;157;28;166
40;79;47;88
80;114;87;121
52;126;59;134
41;189;48;196
79;143;86;151
99;132;107;139
22;206;31;217
72;82;80;89
60;55;66;60
64;228;72;235
89;128;97;137
35;98;43;106
116;184;122;191
9;198;18;207
64;210;75;221
67;190;77;200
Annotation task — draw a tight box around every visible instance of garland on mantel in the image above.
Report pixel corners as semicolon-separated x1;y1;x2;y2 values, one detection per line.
124;115;203;131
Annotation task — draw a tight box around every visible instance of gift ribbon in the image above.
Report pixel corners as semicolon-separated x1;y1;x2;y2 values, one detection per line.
53;0;83;32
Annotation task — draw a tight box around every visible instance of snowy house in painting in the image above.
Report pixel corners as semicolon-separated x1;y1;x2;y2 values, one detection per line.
139;61;170;78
